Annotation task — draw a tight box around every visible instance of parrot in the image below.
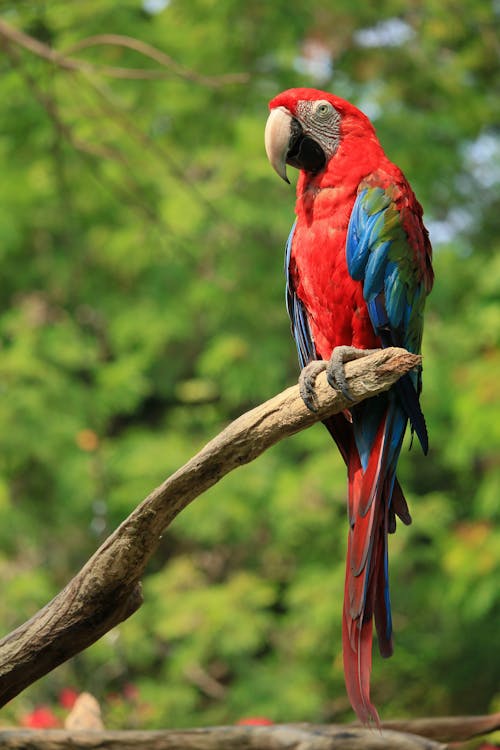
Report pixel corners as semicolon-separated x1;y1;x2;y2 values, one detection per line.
264;88;433;724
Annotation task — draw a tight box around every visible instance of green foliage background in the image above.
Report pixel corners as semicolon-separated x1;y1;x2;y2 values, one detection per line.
0;0;499;728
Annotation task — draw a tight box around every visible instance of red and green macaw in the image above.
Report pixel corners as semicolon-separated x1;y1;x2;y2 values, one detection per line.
265;88;433;723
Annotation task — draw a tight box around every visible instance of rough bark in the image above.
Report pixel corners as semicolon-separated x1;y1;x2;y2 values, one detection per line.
0;348;419;706
0;724;445;750
2;711;498;750
370;711;500;742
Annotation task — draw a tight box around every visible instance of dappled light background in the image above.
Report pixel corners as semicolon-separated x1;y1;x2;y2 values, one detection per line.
0;0;498;729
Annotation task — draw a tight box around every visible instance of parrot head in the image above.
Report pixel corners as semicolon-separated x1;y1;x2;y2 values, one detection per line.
265;88;375;183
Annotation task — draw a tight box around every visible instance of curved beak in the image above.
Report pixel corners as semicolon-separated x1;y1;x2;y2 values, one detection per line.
264;106;292;184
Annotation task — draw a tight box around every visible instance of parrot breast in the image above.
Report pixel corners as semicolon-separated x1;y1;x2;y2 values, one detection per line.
290;184;380;358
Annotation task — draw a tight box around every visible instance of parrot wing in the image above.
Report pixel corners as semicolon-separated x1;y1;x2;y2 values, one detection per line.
346;182;432;454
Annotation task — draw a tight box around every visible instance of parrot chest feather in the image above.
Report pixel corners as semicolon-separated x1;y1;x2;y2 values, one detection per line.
291;185;379;358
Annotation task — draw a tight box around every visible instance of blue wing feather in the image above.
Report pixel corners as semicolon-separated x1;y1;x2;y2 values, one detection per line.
384;261;407;329
364;241;391;300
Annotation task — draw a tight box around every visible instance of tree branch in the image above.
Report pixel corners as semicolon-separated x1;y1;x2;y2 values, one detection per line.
0;348;419;706
2;711;498;749
372;711;500;743
0;19;249;86
0;724;446;750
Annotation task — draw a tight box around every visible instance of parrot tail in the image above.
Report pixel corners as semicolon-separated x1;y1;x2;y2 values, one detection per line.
341;404;407;724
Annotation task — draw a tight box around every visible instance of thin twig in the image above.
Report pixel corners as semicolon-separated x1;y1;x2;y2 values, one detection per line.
62;33;250;86
0;36;116;161
1;38;171;228
78;71;224;221
0;19;249;86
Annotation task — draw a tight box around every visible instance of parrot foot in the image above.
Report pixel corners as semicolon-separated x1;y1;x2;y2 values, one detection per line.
298;360;328;412
299;347;380;410
326;346;380;400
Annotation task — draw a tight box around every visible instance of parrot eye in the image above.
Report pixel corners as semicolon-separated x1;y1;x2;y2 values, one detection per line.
315;101;333;118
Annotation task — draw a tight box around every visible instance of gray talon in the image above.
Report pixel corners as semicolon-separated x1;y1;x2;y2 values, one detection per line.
326;346;380;401
299;360;327;412
298;348;379;410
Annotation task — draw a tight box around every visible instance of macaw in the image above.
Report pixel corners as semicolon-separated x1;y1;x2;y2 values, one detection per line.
265;88;433;723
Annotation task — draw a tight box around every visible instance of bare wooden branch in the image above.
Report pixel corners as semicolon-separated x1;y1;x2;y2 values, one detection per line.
374;711;500;743
0;348;419;706
0;724;446;750
61;33;250;85
0;19;248;86
2;712;499;750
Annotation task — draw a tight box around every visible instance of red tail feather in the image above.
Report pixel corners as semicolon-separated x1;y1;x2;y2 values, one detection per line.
342;417;389;724
342;593;380;725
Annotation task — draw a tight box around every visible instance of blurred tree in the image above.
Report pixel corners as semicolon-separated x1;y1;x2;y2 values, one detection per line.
0;0;498;728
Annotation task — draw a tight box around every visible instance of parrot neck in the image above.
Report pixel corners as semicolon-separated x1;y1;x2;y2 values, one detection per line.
295;133;388;223
297;130;387;195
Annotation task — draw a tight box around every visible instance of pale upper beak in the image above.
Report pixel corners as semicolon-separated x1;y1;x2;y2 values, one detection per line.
264;106;292;183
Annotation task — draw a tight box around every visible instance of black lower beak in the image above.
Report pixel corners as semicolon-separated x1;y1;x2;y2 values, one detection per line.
286;118;326;174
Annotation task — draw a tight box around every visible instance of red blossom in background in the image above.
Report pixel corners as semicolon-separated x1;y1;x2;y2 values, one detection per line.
21;706;60;729
59;687;79;710
237;716;274;726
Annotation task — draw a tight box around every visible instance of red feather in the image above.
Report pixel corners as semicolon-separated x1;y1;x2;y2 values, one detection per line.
343;416;390;724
